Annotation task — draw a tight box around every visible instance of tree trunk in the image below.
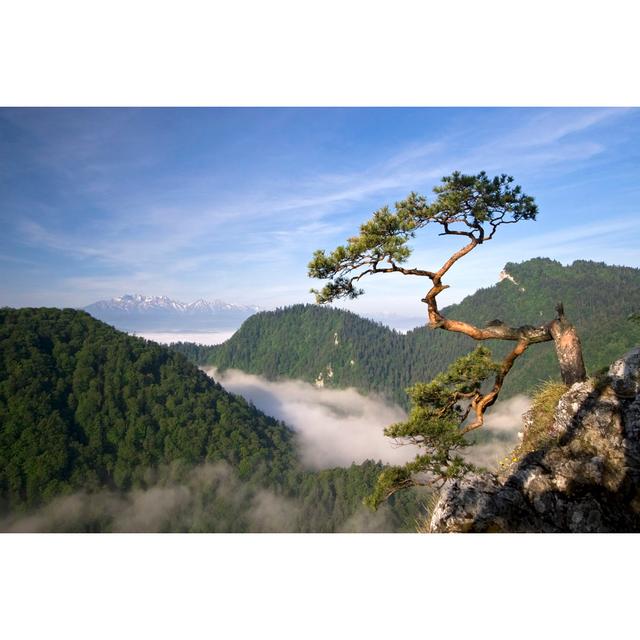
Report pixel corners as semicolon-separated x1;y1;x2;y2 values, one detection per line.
549;303;587;386
426;287;588;428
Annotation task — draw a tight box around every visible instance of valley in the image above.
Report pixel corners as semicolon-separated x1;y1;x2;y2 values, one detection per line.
0;307;419;532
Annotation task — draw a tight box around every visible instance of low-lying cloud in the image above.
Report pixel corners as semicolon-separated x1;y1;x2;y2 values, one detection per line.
463;395;531;469
482;395;531;434
203;367;419;469
1;459;401;533
0;461;301;533
205;367;530;473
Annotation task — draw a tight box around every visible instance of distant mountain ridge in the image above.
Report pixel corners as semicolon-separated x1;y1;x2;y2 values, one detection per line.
84;294;259;331
171;258;640;405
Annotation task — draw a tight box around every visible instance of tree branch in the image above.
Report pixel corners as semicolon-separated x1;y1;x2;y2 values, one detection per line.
461;339;530;433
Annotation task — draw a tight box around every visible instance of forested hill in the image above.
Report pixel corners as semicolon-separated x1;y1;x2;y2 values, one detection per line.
179;259;640;404
410;258;640;397
0;308;418;531
200;303;410;395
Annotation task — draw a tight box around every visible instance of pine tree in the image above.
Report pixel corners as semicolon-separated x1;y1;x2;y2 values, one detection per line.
309;171;588;506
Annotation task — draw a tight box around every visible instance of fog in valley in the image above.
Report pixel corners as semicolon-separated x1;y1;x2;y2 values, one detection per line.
1;365;530;533
204;367;416;468
0;459;401;534
203;367;530;471
0;461;303;533
463;394;531;468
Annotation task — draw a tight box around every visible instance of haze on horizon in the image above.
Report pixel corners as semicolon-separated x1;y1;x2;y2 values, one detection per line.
1;107;640;327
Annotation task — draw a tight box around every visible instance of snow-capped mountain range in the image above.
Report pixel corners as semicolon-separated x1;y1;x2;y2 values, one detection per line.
84;294;260;332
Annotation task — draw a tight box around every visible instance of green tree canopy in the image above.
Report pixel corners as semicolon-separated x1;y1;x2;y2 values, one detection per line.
309;171;537;304
365;347;499;509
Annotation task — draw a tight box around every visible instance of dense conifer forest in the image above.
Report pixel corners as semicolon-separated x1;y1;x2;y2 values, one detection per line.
176;259;640;405
0;308;418;531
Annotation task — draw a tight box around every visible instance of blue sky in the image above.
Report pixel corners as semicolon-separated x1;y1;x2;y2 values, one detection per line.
1;107;639;327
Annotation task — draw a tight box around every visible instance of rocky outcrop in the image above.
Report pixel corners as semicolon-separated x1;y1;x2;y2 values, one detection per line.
429;347;640;532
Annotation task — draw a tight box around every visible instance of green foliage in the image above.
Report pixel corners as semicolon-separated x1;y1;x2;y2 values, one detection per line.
292;461;419;532
431;172;537;224
308;172;537;304
176;259;640;407
166;341;215;364
437;258;640;396
0;308;420;531
191;303;416;405
0;308;294;510
366;348;499;509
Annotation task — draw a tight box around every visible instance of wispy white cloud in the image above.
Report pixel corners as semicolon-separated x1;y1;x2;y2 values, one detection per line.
500;108;626;148
3;107;638;310
135;331;235;346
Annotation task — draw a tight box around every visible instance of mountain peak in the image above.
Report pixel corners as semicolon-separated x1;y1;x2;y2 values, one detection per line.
84;294;260;331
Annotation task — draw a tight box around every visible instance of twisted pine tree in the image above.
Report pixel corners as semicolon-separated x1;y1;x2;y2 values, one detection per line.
308;171;587;506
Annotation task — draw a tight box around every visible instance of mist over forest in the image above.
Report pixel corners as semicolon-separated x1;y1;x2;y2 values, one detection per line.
203;366;529;471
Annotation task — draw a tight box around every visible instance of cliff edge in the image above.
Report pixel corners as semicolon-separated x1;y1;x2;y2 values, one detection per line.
429;347;640;532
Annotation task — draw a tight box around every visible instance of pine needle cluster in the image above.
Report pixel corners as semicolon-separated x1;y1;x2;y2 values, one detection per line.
365;346;500;509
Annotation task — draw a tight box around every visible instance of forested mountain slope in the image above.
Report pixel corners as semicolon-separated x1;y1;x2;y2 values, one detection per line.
0;308;418;531
180;259;640;405
421;259;640;395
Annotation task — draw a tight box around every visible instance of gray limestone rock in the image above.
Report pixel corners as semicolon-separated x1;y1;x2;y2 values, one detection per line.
608;347;640;398
429;347;640;533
